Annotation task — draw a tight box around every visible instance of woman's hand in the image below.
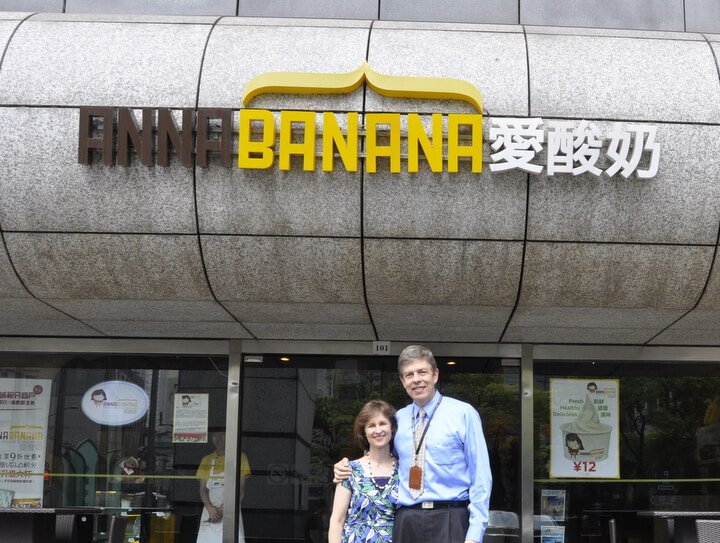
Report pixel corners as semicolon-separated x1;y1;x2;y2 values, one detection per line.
206;504;223;522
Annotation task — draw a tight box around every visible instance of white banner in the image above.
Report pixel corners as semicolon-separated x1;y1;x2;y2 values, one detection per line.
0;378;52;507
550;378;620;478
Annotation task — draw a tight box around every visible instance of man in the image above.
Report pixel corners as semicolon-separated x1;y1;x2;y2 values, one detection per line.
334;345;492;543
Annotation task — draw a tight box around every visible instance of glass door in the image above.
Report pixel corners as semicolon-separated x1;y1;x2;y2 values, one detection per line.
238;353;520;543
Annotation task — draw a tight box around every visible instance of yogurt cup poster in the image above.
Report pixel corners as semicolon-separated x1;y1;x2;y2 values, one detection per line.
550;378;620;478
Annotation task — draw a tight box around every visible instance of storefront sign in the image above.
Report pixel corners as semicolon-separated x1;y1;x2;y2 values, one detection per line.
489;118;659;178
77;63;660;178
81;380;150;426
172;392;209;443
0;379;52;507
77;107;482;173
550;378;620;478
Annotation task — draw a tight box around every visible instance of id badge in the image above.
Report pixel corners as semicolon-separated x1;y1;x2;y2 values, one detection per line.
409;465;422;489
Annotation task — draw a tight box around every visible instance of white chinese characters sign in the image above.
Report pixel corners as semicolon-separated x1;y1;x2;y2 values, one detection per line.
489;118;660;179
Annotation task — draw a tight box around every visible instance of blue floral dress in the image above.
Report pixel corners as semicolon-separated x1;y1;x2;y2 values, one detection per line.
340;459;399;543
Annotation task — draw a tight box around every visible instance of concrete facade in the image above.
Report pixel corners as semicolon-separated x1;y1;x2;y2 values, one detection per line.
0;13;718;345
1;0;720;32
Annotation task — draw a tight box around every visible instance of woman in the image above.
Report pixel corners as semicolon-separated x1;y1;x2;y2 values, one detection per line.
329;400;399;543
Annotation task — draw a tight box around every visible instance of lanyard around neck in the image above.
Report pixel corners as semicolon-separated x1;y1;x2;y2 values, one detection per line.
414;395;442;456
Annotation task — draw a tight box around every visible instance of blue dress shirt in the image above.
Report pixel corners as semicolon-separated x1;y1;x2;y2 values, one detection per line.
394;392;492;542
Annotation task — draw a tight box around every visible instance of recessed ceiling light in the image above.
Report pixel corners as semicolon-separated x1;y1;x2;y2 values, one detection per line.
280;357;291;362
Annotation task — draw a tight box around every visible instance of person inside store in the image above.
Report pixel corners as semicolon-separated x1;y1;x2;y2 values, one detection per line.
333;345;492;543
196;428;251;543
703;387;720;426
328;400;399;543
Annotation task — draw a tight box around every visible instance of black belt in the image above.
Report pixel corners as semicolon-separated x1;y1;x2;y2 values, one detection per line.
403;500;469;510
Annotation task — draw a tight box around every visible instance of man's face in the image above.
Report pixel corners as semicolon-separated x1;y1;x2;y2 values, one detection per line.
399;358;439;407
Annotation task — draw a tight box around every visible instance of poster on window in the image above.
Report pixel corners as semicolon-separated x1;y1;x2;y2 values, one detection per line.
550;378;620;478
172;393;209;443
0;378;52;507
81;380;150;426
541;525;565;543
541;489;566;521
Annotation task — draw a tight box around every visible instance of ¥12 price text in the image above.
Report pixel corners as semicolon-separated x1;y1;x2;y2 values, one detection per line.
573;461;596;472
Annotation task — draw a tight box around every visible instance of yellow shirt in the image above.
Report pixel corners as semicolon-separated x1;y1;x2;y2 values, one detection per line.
196;451;251;499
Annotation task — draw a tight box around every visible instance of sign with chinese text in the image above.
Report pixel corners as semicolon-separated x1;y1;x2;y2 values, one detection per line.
550;378;620;478
81;380;150;426
0;378;52;507
172;393;209;443
78;63;660;179
489;118;659;178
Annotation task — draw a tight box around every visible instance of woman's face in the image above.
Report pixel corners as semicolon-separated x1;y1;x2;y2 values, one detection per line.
364;413;393;450
211;432;226;452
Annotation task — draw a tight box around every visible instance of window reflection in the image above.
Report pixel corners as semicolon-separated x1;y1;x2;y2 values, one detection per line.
0;353;228;543
534;361;720;543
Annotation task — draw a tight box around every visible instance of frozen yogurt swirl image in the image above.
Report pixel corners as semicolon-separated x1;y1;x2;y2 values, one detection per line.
562;393;611;434
561;393;612;461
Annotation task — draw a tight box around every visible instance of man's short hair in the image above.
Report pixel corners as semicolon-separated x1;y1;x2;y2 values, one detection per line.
398;345;437;375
